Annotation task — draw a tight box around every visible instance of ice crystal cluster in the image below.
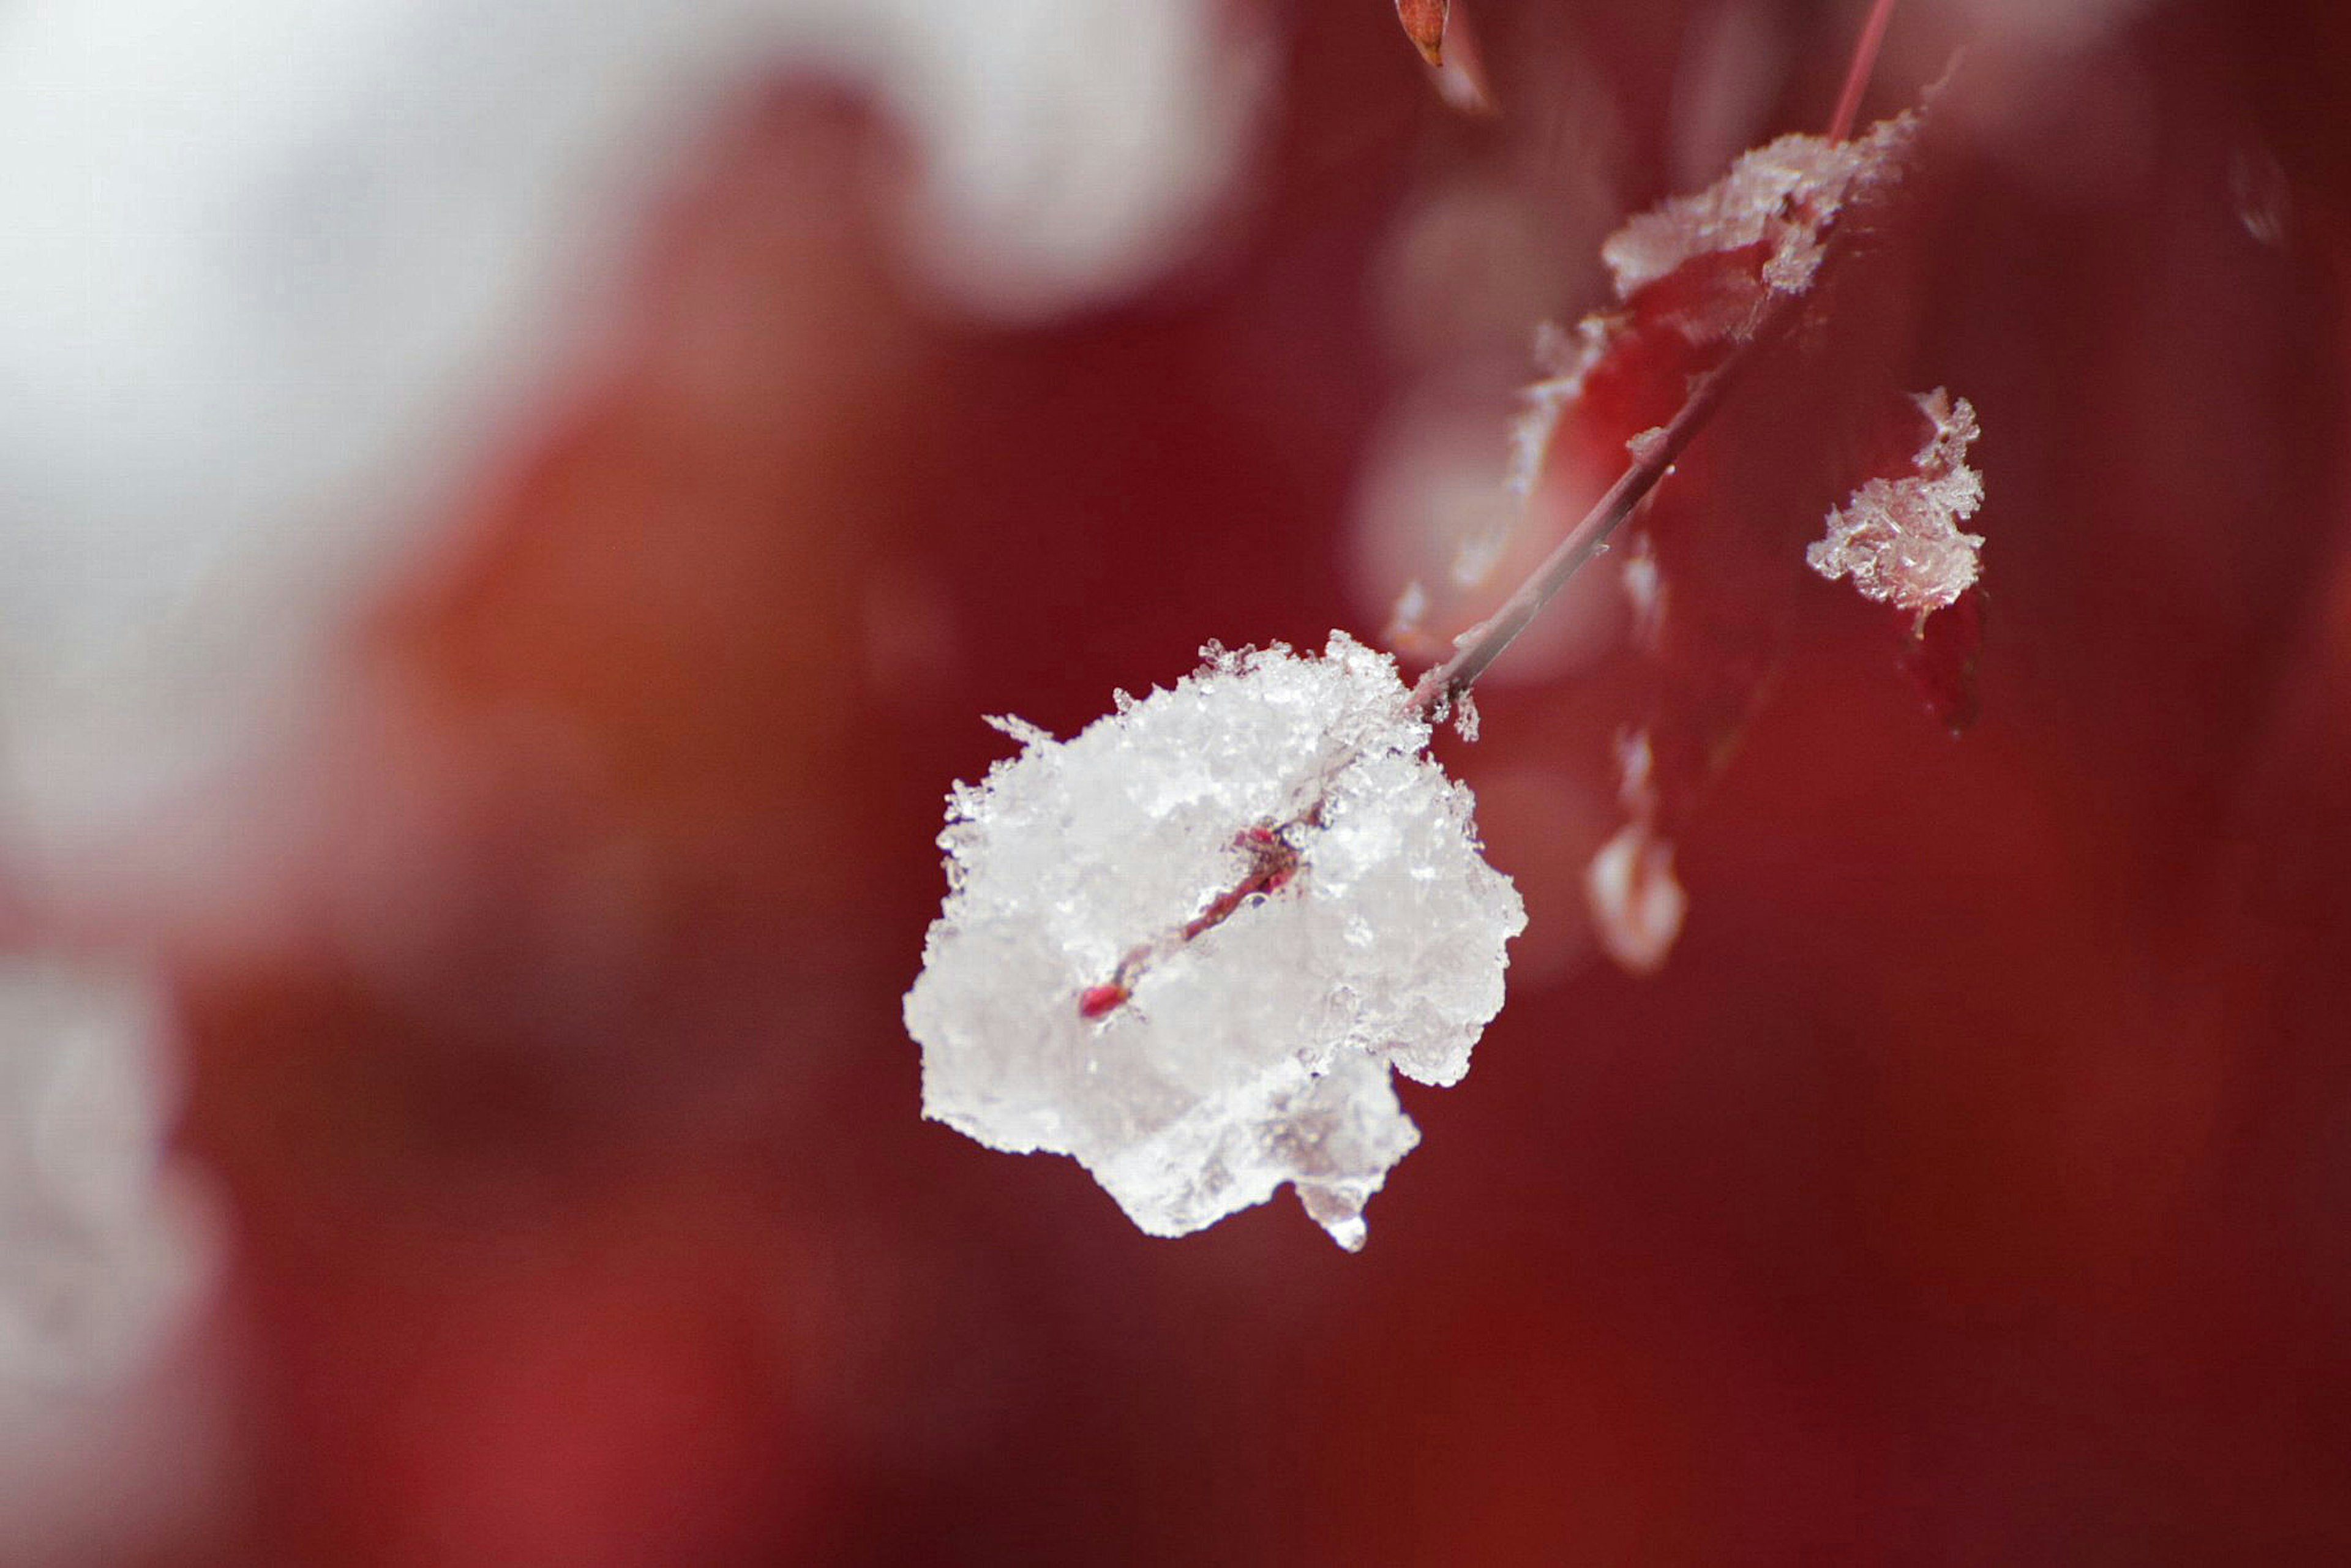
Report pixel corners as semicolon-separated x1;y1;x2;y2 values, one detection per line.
1600;112;1920;305
1809;388;1985;620
906;634;1524;1250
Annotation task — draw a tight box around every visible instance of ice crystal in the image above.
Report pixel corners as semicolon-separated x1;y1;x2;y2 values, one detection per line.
1505;317;1612;505
1808;389;1985;620
1601;111;1920;304
906;633;1524;1250
1450;688;1480;743
1626;426;1671;465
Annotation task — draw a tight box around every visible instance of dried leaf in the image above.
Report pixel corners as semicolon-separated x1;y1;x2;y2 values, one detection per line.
1395;0;1449;67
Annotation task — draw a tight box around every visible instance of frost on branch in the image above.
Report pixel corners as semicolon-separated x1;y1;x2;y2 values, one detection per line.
904;633;1524;1250
1809;388;1985;621
1601;111;1921;309
1504;317;1612;508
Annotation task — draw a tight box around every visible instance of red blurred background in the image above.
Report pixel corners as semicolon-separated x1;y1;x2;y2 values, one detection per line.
121;1;2351;1561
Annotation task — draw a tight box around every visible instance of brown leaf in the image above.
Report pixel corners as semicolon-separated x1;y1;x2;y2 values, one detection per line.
1395;0;1449;67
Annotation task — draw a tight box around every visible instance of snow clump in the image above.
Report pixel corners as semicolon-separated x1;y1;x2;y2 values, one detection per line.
1808;388;1985;621
905;632;1524;1250
1600;111;1921;304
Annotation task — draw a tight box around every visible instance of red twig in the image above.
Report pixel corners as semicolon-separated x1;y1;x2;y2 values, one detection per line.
1827;0;1900;142
1406;298;1794;718
1081;820;1308;1019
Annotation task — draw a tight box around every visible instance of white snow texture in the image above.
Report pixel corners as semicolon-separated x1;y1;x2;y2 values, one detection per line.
906;634;1524;1250
1600;111;1920;306
1809;389;1985;619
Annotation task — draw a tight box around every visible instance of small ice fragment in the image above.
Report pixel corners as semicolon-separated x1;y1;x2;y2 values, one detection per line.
1807;389;1985;620
1450;688;1480;743
983;713;1053;746
1507;318;1611;503
1620;533;1665;643
1586;820;1686;975
906;632;1525;1248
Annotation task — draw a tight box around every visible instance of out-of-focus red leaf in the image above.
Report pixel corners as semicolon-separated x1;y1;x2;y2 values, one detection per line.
1900;583;1984;732
1507;113;1936;971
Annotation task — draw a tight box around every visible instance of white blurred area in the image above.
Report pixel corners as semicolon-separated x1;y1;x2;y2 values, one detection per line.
0;0;1262;1537
0;0;1262;925
0;964;204;1387
0;960;224;1562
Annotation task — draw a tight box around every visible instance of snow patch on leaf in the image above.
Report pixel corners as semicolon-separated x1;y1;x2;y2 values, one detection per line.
1602;111;1921;306
1504;317;1613;507
1809;388;1985;621
906;632;1524;1250
1620;531;1665;646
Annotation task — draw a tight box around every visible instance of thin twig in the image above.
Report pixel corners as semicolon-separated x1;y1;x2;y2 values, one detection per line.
1827;0;1900;143
1406;296;1794;717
